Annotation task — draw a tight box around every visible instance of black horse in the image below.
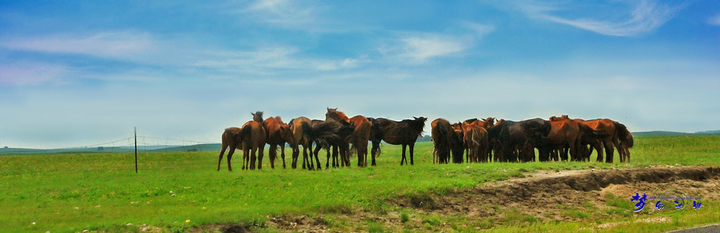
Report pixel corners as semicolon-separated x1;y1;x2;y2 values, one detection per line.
369;117;427;165
495;118;552;162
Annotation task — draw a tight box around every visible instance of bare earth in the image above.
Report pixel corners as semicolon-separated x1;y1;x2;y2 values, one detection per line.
192;166;720;233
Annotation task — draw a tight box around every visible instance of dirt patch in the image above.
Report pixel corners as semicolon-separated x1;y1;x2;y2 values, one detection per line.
218;166;720;232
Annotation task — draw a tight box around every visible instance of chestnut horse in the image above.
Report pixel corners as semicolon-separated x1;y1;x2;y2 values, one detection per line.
461;120;489;163
217;126;251;171
368;117;427;165
546;116;588;162
554;115;620;163
288;117;312;169
325;108;372;167
244;112;267;169
263;116;294;169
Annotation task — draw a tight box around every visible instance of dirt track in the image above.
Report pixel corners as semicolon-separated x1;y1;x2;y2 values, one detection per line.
199;166;720;232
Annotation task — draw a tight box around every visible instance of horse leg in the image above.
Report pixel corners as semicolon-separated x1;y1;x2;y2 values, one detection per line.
217;143;227;171
400;144;407;165
257;144;265;169
280;144;287;169
410;143;415;165
226;146;235;171
249;147;257;170
314;145;322;170
604;138;615;163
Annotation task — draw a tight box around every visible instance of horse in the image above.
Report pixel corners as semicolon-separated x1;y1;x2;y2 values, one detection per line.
431;118;452;164
243;112;267;169
217;126;251;171
368;117;427;165
325;108;372;167
576;117;618;163
302;119;355;170
546;116;587;162
613;121;634;162
288;117;312;169
263;116;294;169
450;122;465;163
461;120;489;163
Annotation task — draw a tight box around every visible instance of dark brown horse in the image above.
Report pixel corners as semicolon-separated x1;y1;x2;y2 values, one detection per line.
263;116;294;169
217;126;251;171
302;119;355;170
325;108;372;167
288;117;312;169
368;117;427;165
431;118;451;164
450;122;465;163
613;121;634;162
431;118;463;164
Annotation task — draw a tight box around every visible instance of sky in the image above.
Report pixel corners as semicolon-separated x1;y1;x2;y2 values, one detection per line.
1;0;719;148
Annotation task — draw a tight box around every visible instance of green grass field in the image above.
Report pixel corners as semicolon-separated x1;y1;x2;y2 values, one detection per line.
1;135;719;232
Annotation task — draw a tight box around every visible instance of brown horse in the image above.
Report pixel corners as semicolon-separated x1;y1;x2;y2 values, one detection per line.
263;116;294;169
217;126;251;171
461;120;489;163
325;108;372;167
288;117;312;169
368;117;427;165
243;112;267;169
546;116;588;162
555;115;617;163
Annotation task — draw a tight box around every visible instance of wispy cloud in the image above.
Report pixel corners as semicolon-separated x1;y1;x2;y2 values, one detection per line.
506;0;686;37
1;31;154;58
241;0;324;30
0;62;69;86
399;34;471;62
709;14;720;26
192;46;361;75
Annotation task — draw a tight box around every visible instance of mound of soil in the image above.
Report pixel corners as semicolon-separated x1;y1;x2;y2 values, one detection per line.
204;166;720;232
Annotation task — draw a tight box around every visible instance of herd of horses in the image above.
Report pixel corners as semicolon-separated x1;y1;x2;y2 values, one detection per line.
217;108;633;171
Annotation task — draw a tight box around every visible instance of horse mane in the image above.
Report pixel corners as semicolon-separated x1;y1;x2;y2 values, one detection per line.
464;118;479;123
326;107;350;122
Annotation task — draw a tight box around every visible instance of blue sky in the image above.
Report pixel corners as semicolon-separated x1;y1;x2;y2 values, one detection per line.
1;0;719;148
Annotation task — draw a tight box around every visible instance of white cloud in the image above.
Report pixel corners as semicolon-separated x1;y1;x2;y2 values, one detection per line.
399;34;471;62
506;0;685;37
242;0;321;30
709;14;720;26
0;62;69;86
462;22;495;38
1;31;154;58
192;46;361;74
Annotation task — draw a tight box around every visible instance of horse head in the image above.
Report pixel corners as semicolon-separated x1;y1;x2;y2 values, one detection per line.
325;107;349;122
252;111;264;122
